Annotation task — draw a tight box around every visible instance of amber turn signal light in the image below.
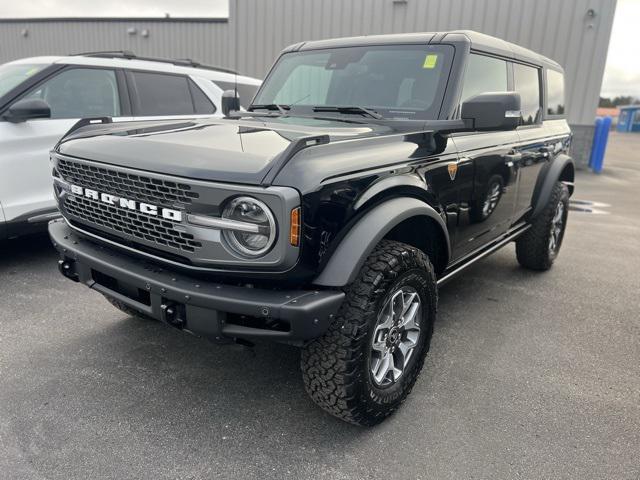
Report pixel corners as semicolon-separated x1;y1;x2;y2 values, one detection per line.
290;207;301;246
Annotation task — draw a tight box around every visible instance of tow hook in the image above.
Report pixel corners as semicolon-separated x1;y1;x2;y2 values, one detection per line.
57;259;79;282
161;302;186;328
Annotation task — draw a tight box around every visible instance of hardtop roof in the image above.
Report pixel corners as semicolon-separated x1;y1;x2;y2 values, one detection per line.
284;30;562;71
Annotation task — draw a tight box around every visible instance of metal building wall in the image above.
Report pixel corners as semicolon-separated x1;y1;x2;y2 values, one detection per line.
229;0;617;128
0;19;231;70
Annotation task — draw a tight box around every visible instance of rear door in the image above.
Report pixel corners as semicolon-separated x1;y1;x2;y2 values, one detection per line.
511;62;549;221
451;53;519;260
0;66;128;223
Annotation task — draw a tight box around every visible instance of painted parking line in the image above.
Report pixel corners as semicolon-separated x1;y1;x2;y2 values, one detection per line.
569;199;611;214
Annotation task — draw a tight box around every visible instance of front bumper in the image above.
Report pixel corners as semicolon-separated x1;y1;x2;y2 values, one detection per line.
49;220;344;344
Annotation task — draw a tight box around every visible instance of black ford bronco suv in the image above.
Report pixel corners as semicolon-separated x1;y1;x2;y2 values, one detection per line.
49;31;574;426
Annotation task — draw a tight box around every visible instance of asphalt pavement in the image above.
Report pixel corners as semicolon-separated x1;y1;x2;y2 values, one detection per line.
1;132;639;480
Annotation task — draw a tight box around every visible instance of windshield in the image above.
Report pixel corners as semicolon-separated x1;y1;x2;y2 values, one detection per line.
0;63;48;98
253;45;453;120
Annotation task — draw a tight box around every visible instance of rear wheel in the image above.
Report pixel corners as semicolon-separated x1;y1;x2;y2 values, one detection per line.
516;181;569;270
301;240;437;426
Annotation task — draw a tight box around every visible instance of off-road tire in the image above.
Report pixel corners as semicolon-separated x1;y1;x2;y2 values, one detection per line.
103;295;154;320
516;181;569;271
301;240;437;426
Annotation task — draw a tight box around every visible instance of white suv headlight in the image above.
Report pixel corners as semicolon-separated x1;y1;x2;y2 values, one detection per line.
221;196;276;257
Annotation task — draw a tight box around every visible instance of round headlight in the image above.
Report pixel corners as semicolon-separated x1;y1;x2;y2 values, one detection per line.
221;196;276;257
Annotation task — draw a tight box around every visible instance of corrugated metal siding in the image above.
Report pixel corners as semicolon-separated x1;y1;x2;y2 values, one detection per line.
229;0;616;126
0;0;616;125
0;19;231;70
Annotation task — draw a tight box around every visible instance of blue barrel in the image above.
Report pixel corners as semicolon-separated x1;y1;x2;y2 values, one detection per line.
590;116;612;174
589;117;603;168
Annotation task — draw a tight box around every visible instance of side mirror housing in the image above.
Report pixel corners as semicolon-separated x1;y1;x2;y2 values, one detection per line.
461;92;521;131
221;89;240;117
3;98;51;123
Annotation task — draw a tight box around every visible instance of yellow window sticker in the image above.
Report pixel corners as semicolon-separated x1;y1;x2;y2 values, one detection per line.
423;54;438;69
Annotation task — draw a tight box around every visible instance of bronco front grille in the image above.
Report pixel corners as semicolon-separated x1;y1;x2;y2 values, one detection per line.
57;158;200;205
65;195;202;253
55;157;203;254
53;154;296;270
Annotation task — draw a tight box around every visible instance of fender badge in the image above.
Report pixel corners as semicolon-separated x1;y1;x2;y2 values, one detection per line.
448;162;458;181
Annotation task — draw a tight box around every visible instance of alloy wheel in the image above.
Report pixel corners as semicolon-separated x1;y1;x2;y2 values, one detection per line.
548;200;565;254
370;287;422;387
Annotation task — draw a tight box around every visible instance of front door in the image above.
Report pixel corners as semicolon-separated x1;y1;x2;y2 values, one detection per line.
451;131;519;260
448;53;519;261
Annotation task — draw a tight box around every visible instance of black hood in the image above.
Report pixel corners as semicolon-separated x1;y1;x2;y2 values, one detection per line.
57;117;388;185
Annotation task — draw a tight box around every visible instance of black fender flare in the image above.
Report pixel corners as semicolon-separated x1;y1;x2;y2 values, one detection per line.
531;153;574;219
312;197;450;287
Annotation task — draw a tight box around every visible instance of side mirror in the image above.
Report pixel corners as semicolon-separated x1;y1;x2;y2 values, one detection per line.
3;98;51;123
221;89;240;117
461;92;521;131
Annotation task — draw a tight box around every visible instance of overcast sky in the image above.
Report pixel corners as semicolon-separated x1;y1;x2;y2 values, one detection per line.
0;0;230;18
600;0;639;98
0;0;636;97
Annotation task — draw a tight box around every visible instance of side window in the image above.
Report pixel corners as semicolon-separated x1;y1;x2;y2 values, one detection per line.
129;71;195;116
23;68;120;119
460;54;508;105
213;81;260;108
513;63;541;125
546;69;565;116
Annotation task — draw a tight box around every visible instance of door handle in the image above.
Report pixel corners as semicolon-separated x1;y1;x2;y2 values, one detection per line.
504;152;522;167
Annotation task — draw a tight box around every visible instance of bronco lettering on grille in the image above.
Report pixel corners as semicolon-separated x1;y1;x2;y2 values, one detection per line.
69;185;183;222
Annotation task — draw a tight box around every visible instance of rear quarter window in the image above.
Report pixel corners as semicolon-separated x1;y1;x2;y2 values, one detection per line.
546;69;565;116
188;80;216;114
129;71;214;116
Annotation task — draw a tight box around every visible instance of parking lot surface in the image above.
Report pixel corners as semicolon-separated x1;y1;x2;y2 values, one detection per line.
1;132;639;480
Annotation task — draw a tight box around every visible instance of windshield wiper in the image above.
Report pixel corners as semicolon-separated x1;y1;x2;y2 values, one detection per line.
249;104;290;115
312;105;383;119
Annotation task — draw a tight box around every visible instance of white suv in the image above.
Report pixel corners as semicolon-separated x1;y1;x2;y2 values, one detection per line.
0;52;261;240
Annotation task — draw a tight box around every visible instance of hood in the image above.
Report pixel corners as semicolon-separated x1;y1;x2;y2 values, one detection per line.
57;117;388;185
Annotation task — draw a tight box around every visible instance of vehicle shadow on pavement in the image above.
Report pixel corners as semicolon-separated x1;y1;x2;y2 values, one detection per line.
0;233;56;271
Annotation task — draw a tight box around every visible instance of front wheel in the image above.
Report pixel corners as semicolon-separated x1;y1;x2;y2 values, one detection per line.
516;181;569;270
301;240;437;426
